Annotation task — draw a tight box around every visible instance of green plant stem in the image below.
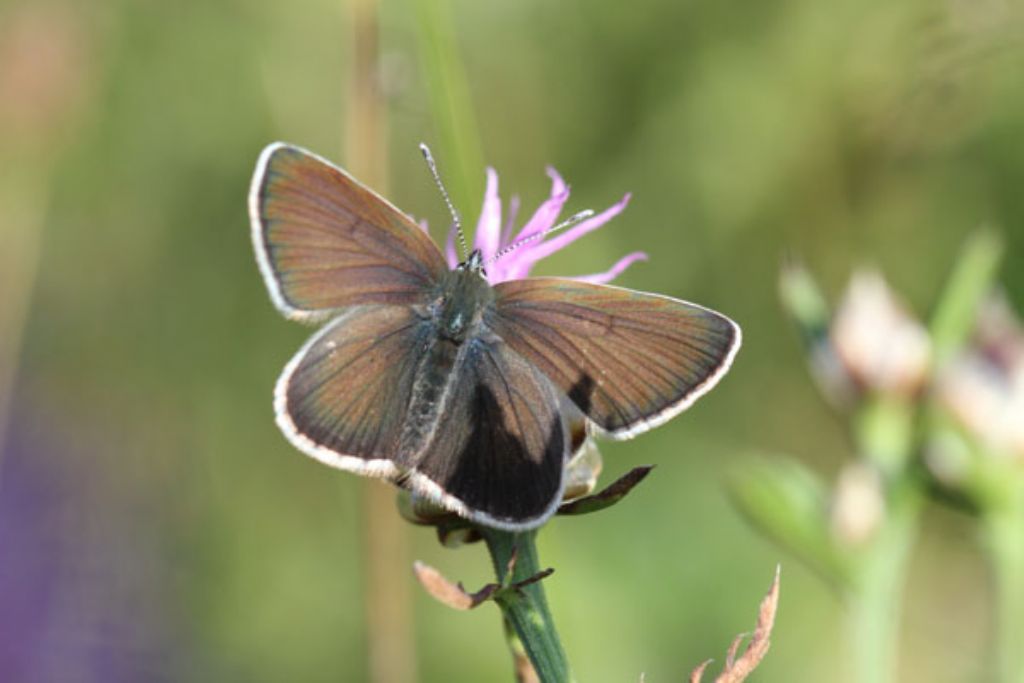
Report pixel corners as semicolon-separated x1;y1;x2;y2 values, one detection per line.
845;397;921;683
845;485;919;683
481;528;571;683
980;492;1024;683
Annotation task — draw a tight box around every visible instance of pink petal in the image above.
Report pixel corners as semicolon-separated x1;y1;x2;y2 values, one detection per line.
501;195;521;248
473;167;501;259
484;260;515;284
514;167;570;242
416;218;430;234
445;224;459;268
511;192;632;275
574;251;648;284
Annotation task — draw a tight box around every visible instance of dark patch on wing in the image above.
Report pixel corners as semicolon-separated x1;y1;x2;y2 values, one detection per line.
412;340;567;525
566;375;596;418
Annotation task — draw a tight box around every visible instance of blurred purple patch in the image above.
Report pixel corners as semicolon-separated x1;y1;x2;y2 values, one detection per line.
0;412;185;682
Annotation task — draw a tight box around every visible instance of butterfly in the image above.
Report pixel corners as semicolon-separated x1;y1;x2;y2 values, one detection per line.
249;142;741;530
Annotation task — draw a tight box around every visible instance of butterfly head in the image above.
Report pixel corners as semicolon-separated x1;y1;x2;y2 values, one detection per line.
439;250;494;343
458;249;487;278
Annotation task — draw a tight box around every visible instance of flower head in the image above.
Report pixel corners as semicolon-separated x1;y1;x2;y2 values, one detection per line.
831;269;932;398
937;293;1024;459
446;166;646;284
779;262;931;407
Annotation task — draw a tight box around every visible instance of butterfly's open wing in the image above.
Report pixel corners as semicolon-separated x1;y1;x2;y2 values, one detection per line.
275;305;433;477
491;278;741;438
407;338;568;530
250;143;449;322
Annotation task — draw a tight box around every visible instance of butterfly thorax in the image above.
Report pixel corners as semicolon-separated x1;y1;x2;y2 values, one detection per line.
434;250;494;344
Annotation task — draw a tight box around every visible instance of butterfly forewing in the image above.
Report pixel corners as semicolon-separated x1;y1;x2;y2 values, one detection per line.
408;338;568;529
250;143;448;321
491;278;740;438
276;304;434;476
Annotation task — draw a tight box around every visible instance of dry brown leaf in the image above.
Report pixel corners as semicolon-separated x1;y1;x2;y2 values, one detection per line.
413;559;554;612
689;565;781;683
689;660;713;683
412;561;498;610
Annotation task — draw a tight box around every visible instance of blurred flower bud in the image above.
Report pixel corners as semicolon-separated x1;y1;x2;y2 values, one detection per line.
831;269;931;398
779;258;857;408
924;429;975;492
830;463;885;546
936;292;1024;459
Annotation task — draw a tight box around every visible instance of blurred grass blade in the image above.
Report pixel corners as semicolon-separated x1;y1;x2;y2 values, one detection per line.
779;254;831;345
412;0;485;222
929;230;1003;369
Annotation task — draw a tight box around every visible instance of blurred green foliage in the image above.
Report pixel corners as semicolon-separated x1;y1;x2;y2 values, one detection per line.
3;0;1024;681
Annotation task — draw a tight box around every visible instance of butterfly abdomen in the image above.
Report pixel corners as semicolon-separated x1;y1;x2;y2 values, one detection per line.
396;271;500;466
395;334;463;466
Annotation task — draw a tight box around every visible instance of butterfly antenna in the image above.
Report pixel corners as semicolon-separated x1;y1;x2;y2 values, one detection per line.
419;143;468;260
485;209;595;266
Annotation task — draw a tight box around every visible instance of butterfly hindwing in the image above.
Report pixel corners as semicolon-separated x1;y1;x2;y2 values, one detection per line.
407;337;568;530
275;304;434;477
491;278;741;438
250;143;449;321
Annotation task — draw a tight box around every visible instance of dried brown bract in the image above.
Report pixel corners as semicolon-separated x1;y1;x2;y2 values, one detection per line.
690;565;781;683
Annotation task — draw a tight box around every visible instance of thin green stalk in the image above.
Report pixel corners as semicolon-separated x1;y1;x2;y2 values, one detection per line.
845;485;920;683
845;398;922;683
481;528;571;683
980;492;1024;683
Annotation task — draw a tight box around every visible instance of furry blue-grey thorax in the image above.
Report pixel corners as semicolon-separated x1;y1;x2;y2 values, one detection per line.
436;249;494;343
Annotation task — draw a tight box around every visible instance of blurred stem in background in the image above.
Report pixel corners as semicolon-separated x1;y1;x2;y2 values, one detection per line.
0;170;46;465
981;496;1024;683
846;398;920;683
346;0;417;681
0;6;90;476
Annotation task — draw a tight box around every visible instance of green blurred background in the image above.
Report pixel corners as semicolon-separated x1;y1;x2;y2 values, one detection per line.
2;0;1023;681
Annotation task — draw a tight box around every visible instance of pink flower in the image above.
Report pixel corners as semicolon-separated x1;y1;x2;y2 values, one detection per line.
445;166;647;284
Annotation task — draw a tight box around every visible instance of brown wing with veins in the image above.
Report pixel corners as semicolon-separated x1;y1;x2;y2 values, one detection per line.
490;278;740;438
250;143;448;321
276;305;433;472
